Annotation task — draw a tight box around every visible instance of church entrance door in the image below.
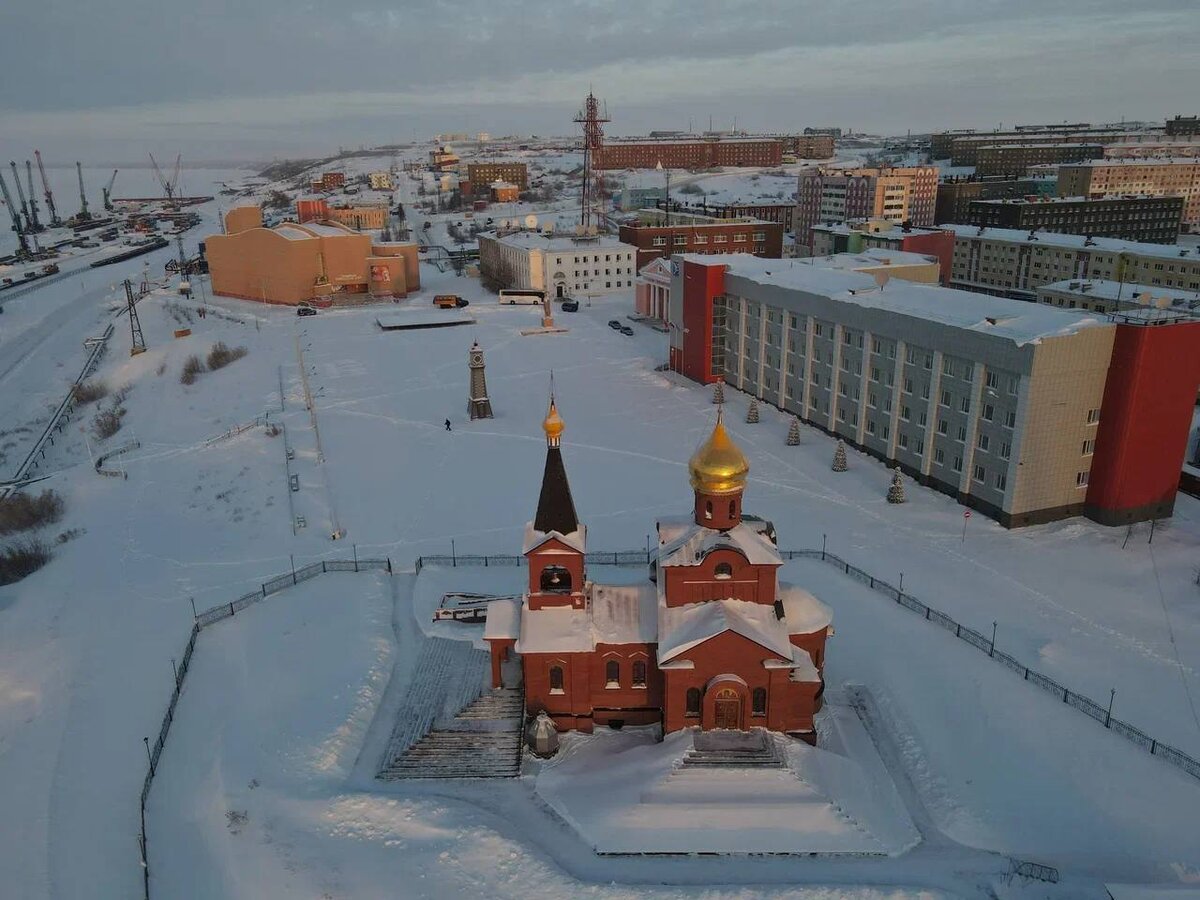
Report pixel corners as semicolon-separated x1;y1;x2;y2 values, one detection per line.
713;688;742;730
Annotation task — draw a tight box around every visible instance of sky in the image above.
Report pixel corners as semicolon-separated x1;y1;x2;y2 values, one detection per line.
1;0;1197;165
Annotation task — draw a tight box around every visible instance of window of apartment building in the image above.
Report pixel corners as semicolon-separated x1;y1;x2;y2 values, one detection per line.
887;344;896;359
1082;438;1095;456
884;395;892;412
872;338;881;354
974;464;986;483
903;377;913;394
838;407;847;423
867;419;877;435
977;433;990;452
942;358;955;377
693;235;707;245
986;371;999;389
982;404;994;421
814;323;823;337
1086;408;1100;424
953;455;963;473
714;235;728;243
918;411;927;427
753;232;766;241
871;367;880;382
1076;471;1090;488
924;354;933;370
999;441;1011;460
957;425;967;442
995;473;1007;492
1005;410;1016;429
651;237;666;247
960;396;971;414
868;391;877;408
673;236;687;246
839;382;848;397
882;425;890;440
938;419;949;436
935;448;945;465
898;433;909;449
906;347;917;365
916;438;924;455
941;390;951;408
900;404;911;421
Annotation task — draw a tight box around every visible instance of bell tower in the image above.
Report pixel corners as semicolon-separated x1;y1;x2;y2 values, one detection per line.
525;394;586;610
468;341;493;419
688;409;749;530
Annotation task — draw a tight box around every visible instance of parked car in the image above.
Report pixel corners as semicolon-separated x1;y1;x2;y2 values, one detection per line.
434;294;465;309
620;325;634;336
296;304;318;317
562;300;579;312
608;319;622;329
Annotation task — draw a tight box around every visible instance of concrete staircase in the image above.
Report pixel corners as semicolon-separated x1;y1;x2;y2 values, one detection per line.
379;686;524;779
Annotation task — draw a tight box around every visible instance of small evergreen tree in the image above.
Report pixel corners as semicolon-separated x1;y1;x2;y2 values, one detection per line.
887;467;906;503
712;380;724;405
832;439;848;472
786;417;801;446
746;399;759;424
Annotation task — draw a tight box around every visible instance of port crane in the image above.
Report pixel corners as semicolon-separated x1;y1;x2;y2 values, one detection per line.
149;152;182;206
102;169;119;212
24;161;43;232
34;151;62;227
0;167;30;256
9;161;33;233
74;162;91;222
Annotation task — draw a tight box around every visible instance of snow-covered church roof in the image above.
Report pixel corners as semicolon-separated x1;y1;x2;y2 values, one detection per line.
658;598;795;664
513;582;657;654
523;522;586;555
657;517;782;568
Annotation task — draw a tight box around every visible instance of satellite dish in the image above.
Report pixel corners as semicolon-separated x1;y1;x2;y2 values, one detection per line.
525;214;538;229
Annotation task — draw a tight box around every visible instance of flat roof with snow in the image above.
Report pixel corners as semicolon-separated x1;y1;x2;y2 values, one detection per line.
679;253;1108;346
485;230;634;252
942;223;1200;261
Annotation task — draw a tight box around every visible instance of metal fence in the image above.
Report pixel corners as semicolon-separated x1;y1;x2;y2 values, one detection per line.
138;553;391;899
803;547;1200;785
414;549;653;576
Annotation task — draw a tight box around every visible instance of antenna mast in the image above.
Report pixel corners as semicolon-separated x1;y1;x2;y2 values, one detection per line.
124;279;147;356
573;91;610;229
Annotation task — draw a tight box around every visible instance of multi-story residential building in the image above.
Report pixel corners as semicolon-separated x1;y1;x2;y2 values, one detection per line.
795;166;938;251
1057;159;1200;229
368;171;393;190
935;176;1056;224
965;195;1184;244
593;136;783;170
318;171;345;191
808;219;955;285
941;130;1156;167
663;253;1200;527
618;209;783;269
466;162;529;195
804;126;842;139
429;146;459;171
785;134;835;159
1103;140;1200;160
944;225;1200;299
974;143;1104;176
1166;115;1200;136
1036;279;1200;317
478;230;637;299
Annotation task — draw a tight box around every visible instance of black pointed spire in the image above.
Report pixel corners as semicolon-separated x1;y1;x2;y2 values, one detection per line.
534;389;579;535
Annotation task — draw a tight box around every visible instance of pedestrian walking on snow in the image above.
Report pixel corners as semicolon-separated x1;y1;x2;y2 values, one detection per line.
445;418;452;432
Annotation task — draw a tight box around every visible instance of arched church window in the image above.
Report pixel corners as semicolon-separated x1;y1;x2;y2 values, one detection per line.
540;565;572;593
714;562;733;579
752;687;767;715
632;660;647;687
549;666;564;693
685;687;701;716
704;500;713;520
605;660;620;688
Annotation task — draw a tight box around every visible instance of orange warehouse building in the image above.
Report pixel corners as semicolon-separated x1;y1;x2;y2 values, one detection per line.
206;206;419;306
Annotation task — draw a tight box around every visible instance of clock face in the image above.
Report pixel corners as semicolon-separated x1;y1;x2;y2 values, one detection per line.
470;352;483;366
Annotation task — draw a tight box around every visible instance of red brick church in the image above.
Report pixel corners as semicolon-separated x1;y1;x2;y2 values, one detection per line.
484;397;833;741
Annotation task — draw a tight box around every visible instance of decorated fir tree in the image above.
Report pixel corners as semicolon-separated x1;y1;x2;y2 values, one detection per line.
887;467;906;503
786;417;801;446
832;439;848;472
712;380;725;405
746;399;759;424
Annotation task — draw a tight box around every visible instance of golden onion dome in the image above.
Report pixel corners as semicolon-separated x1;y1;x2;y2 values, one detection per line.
543;398;565;444
689;414;749;495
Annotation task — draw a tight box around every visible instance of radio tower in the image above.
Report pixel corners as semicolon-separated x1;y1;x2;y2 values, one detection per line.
573;91;609;229
124;279;147;356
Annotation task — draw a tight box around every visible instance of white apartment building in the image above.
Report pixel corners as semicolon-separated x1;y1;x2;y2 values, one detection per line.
477;231;637;299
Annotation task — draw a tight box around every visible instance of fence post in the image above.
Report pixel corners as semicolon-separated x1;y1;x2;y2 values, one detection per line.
143;736;153;774
322;561;327;574
190;597;197;620
291;554;297;585
821;533;827;560
229;602;234;617
388;557;393;574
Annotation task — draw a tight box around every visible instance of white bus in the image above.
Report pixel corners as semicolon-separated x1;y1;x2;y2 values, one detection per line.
498;289;545;306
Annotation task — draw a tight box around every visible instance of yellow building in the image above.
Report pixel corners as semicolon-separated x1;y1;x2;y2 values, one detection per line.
368;171;393;190
325;203;389;231
206;206;420;306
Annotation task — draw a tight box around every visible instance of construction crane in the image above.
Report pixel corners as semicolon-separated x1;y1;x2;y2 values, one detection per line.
0;167;30;257
75;162;91;222
149;152;182;205
9;161;33;232
34;150;61;227
24;161;42;232
102;169;118;212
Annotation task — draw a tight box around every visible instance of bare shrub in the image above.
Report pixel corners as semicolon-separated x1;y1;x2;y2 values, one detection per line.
206;342;248;371
181;355;205;385
111;383;132;405
0;539;53;586
0;490;65;536
72;379;109;405
92;408;124;440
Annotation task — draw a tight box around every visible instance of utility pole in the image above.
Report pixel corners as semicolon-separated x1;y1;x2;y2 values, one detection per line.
124;279;147;356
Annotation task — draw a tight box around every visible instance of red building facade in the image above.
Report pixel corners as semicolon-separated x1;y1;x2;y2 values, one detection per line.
485;399;832;740
594;138;783;171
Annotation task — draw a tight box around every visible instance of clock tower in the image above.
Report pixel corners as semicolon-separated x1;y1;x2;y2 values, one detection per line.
468;341;494;420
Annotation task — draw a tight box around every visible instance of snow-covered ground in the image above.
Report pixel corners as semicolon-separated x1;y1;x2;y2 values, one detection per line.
1;150;1198;898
